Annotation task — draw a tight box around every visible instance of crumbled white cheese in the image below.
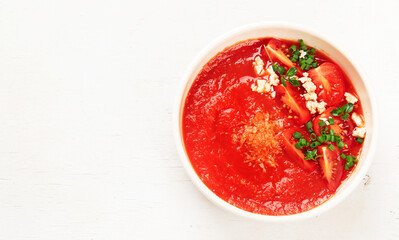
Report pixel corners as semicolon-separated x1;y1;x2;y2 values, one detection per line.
251;78;276;98
299;50;307;59
254;65;264;76
306;101;319;114
298;72;327;114
352;127;366;138
251;83;256;91
352;112;364;127
253;56;265;76
302;92;317;101
298;74;311;84
266;65;275;75
306;100;327;115
255;79;268;92
254;56;264;65
345;92;358;104
302;81;317;92
317;101;327;114
266;65;280;86
251;64;279;98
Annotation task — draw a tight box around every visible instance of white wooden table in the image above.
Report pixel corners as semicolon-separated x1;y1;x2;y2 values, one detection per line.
0;0;398;239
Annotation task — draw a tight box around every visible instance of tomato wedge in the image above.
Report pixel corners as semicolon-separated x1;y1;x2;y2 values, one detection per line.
264;39;303;75
281;127;317;172
317;146;344;190
276;85;311;124
308;62;345;106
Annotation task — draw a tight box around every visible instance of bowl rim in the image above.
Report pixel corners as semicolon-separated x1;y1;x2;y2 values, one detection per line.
173;22;378;222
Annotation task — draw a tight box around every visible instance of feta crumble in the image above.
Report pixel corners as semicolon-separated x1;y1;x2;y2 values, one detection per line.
345;92;358;104
302;81;317;92
302;92;317;101
299;72;326;114
253;56;265;76
251;78;275;98
299;50;307;59
317;101;327;114
351;113;366;138
266;65;280;86
352;127;366;138
351;112;364;127
306;100;326;115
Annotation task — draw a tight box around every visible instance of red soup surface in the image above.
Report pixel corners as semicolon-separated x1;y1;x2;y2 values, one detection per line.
183;38;365;215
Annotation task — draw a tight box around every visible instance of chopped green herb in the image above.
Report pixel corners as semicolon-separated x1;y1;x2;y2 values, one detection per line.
310;141;321;148
328;118;335;125
327;144;335;151
340;153;346;159
318;120;326;127
299;138;309;146
304;149;322;161
310;48;316;54
325;135;331;141
337;141;345;149
295;142;302;150
310;133;317;141
312;62;318;68
293;132;302;139
345;155;355;170
356;137;364;143
305;121;313;129
289;45;297;52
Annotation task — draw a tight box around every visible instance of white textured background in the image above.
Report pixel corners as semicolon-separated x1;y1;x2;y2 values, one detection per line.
0;0;398;239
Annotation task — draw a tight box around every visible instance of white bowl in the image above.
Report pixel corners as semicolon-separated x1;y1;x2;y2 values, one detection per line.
173;23;378;222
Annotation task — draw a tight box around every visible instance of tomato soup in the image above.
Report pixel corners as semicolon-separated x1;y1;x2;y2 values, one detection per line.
182;38;365;215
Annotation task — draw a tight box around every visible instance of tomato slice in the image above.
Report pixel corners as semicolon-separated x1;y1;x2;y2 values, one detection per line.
276;85;311;124
317;146;344;190
308;62;345;106
281;127;317;172
264;39;303;75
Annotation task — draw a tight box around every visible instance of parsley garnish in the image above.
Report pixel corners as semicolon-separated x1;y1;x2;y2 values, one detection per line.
272;63;301;87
